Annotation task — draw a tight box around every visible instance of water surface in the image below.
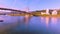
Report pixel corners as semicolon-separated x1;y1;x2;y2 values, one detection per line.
0;15;60;34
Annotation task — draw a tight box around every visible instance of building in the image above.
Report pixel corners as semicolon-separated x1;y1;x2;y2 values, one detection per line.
41;9;57;15
41;10;46;15
46;9;49;15
52;10;57;15
41;9;50;15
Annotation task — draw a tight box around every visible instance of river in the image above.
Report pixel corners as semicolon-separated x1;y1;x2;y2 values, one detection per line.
0;15;60;34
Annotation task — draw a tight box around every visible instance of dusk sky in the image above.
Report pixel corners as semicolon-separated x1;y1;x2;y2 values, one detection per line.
0;0;60;11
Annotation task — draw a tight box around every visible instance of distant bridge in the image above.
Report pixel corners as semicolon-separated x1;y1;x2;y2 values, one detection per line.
0;8;26;13
0;8;31;16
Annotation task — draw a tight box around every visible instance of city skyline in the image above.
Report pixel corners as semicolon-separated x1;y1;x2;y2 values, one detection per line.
0;0;60;11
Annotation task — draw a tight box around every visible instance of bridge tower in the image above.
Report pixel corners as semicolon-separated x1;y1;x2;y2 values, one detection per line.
25;7;29;12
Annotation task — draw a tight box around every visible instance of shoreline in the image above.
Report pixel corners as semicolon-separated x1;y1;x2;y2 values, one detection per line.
8;14;60;17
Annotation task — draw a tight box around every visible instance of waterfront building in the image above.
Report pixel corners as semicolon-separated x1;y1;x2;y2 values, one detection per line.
46;9;49;15
41;9;50;15
41;10;46;15
52;10;57;15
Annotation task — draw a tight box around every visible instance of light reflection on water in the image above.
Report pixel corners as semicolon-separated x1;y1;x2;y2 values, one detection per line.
51;17;57;24
45;16;49;27
0;15;60;34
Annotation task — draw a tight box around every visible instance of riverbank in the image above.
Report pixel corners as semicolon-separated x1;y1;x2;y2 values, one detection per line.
6;14;60;17
8;14;60;17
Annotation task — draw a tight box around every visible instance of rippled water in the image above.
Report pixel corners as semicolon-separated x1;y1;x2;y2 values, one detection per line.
0;15;60;34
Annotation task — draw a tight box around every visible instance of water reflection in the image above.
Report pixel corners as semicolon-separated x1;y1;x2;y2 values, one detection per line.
40;17;44;23
45;17;50;27
0;15;60;34
24;15;31;24
40;16;58;27
51;17;57;24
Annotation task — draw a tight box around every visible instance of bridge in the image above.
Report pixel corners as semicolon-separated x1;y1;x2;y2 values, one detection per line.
0;8;32;16
0;8;26;13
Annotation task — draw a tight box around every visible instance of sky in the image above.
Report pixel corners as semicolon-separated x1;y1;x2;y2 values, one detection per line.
0;0;60;11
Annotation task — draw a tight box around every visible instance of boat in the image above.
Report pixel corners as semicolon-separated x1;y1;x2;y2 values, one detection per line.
0;20;3;22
